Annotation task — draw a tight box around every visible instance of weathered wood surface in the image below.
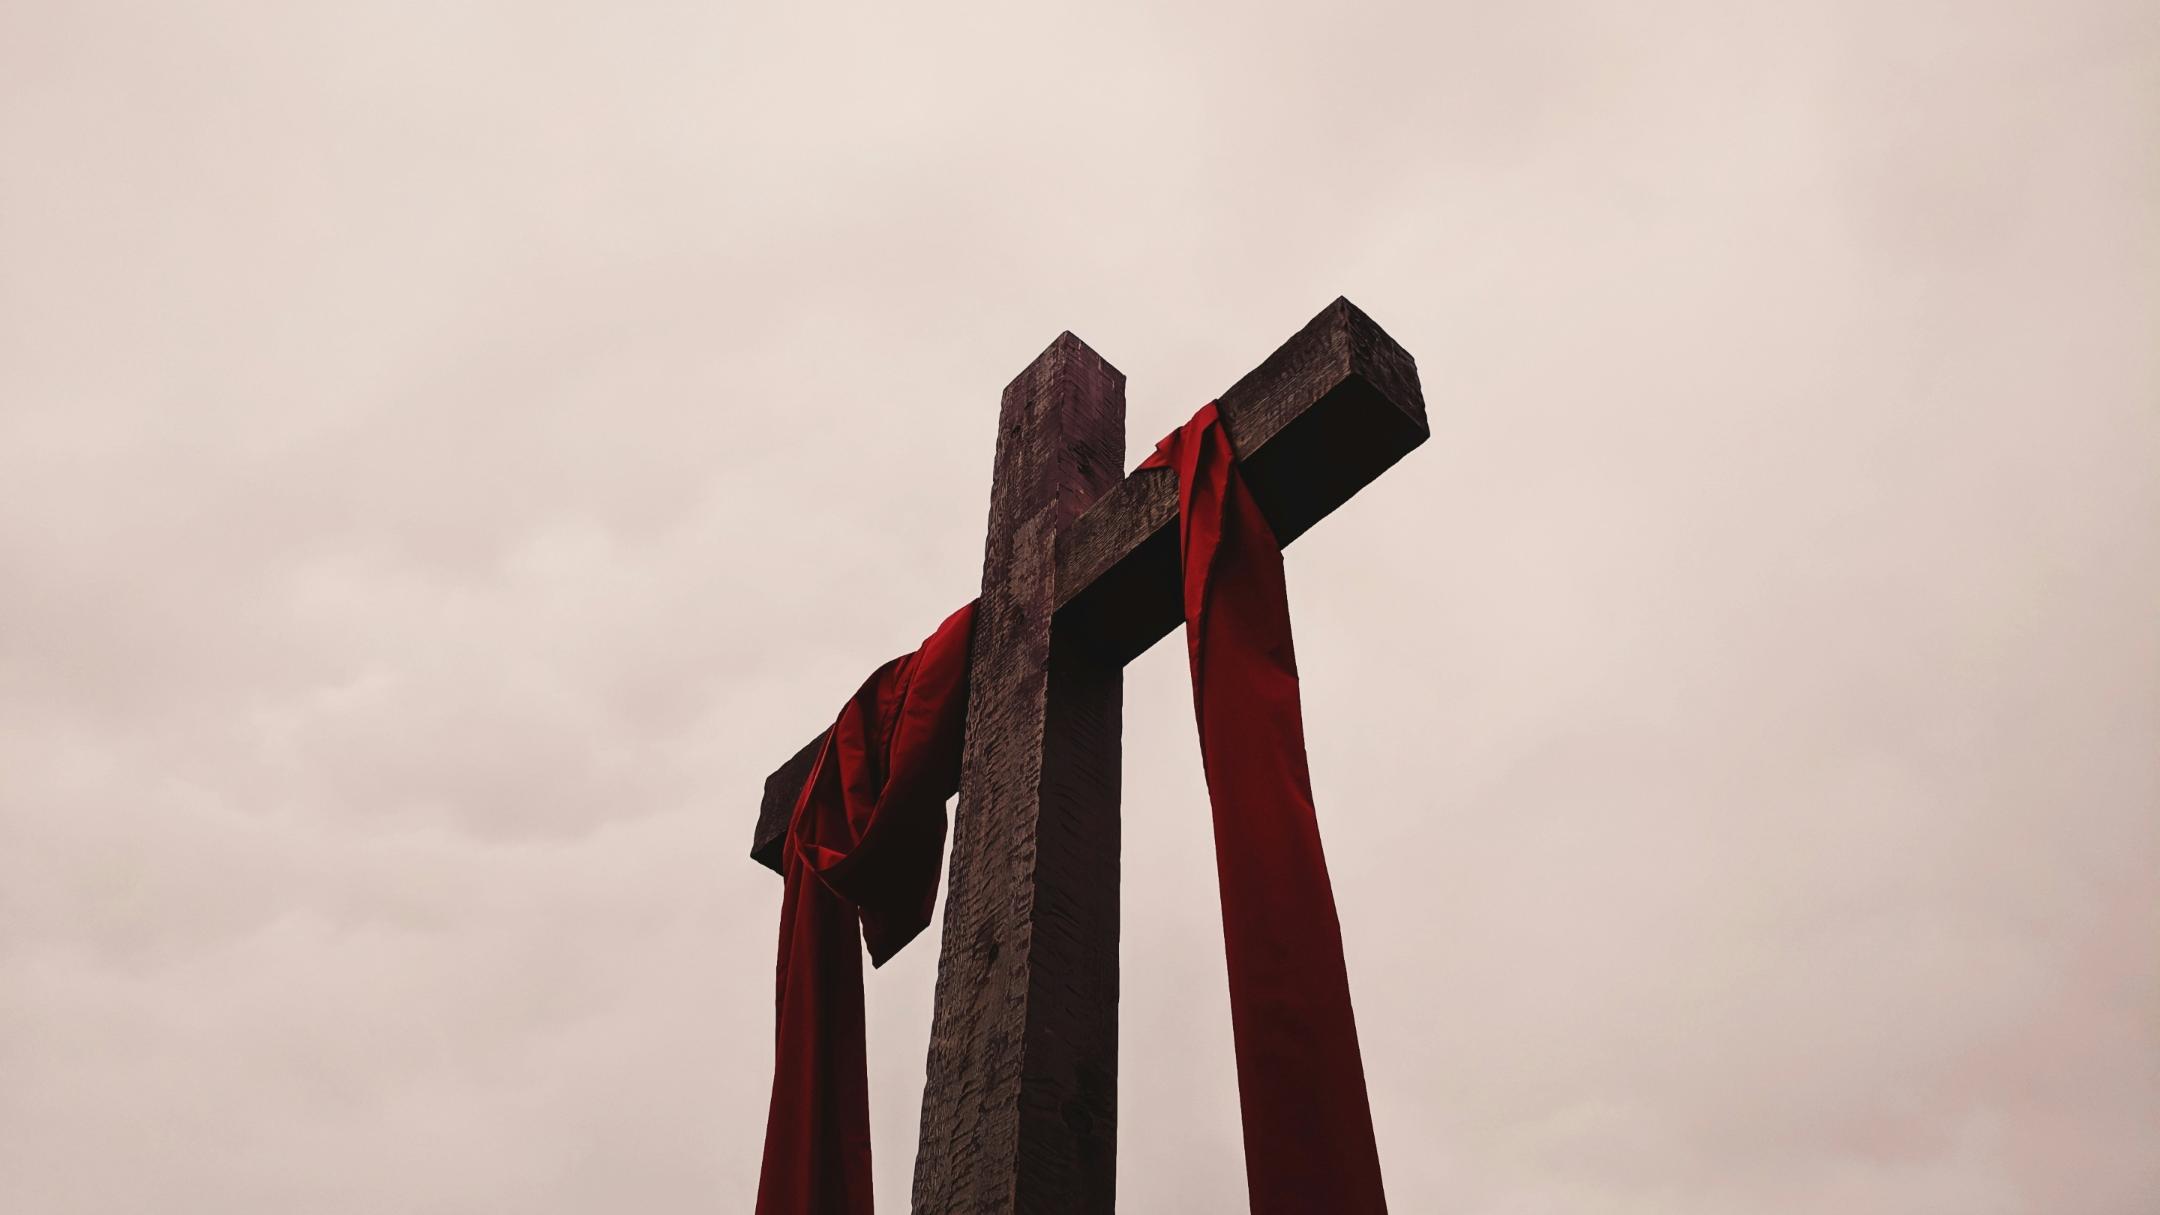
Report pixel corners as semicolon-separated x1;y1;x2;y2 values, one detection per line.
749;296;1427;871
910;334;1126;1213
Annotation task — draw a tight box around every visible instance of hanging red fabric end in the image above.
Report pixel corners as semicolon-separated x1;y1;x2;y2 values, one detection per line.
1141;402;1389;1214
755;602;975;1215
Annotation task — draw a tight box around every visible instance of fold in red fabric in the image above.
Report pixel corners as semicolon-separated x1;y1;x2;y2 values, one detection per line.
755;602;974;1215
1140;402;1387;1213
756;402;1385;1213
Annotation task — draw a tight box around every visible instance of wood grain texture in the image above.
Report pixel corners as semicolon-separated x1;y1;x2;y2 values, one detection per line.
910;333;1126;1214
751;296;1427;874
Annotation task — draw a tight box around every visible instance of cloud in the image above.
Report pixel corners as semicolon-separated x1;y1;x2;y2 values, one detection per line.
2;0;2154;1211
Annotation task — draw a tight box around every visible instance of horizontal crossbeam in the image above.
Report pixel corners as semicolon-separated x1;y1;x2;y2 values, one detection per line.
750;296;1427;871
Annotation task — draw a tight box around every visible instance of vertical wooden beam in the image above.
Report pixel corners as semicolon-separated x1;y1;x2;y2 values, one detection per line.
913;334;1125;1214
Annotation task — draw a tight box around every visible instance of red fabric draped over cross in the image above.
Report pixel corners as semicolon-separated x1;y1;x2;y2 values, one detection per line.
1140;402;1387;1213
756;404;1385;1214
755;602;974;1215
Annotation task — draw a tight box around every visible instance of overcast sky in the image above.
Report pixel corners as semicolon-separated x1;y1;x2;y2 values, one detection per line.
3;2;2155;1212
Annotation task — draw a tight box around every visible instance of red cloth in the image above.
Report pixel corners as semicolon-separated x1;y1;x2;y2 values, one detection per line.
755;602;974;1215
1141;402;1387;1213
756;402;1385;1213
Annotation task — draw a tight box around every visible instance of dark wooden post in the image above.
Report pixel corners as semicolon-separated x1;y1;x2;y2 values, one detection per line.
911;334;1127;1213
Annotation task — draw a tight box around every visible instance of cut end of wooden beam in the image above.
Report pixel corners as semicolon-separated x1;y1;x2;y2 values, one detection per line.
1007;330;1127;399
751;733;824;873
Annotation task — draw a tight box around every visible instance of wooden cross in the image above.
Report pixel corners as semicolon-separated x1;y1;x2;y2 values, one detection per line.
751;297;1427;1213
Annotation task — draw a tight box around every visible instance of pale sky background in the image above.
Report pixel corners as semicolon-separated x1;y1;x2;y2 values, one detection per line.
3;2;2156;1212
